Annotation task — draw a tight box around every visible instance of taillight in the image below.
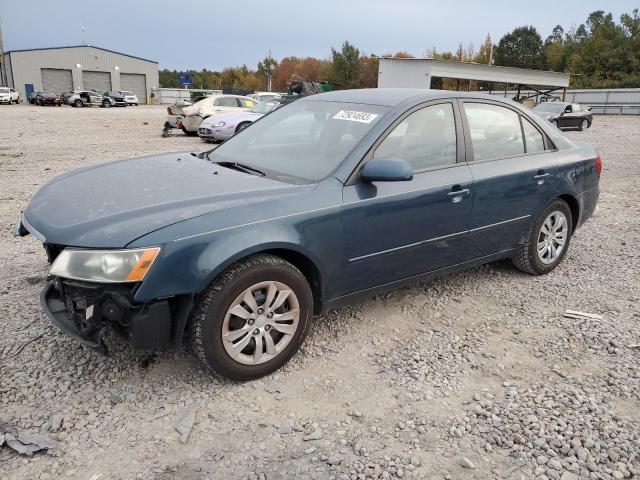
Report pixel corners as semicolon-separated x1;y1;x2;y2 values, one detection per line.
595;152;602;176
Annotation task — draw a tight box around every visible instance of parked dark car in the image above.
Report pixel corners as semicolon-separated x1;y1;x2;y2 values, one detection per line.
101;91;128;107
533;102;593;131
32;92;62;106
16;89;601;380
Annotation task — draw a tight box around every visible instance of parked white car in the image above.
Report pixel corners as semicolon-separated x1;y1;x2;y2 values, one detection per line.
0;87;19;104
120;91;139;106
179;94;259;135
248;92;282;103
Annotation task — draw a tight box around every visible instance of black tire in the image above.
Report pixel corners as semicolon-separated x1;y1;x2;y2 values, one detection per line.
36;99;42;106
235;122;251;133
180;125;198;136
190;254;313;380
512;199;573;275
579;119;588;131
102;99;111;108
74;99;83;108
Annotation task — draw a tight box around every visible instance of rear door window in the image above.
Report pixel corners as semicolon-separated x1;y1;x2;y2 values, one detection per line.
463;103;525;161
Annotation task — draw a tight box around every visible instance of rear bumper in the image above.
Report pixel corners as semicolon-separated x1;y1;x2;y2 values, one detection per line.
40;279;192;353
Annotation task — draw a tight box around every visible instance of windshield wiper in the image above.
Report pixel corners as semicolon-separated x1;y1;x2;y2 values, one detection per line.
215;161;266;177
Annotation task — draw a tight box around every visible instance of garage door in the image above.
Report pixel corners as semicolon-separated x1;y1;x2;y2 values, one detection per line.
120;73;147;104
41;68;73;94
83;71;112;92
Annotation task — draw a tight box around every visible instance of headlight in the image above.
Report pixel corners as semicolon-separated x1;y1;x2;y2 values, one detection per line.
49;247;161;283
212;121;226;127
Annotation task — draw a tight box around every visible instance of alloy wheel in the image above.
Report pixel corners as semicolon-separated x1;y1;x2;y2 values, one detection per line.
537;211;568;265
582;120;588;131
221;281;300;365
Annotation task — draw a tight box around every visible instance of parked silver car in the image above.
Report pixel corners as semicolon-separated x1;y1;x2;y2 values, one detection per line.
67;90;106;107
198;101;279;142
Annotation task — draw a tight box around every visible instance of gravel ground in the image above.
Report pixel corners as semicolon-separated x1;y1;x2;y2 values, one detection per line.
0;105;638;480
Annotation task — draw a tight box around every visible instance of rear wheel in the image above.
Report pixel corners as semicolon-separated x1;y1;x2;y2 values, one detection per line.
512;199;572;275
190;254;313;380
180;125;198;136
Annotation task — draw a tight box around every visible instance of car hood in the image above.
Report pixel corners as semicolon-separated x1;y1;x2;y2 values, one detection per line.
23;152;309;248
201;111;264;127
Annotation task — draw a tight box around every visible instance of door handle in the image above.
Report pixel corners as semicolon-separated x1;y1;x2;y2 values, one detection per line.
447;188;470;203
534;172;550;185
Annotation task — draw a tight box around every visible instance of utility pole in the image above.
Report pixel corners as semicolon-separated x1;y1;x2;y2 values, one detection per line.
266;49;273;92
0;19;8;87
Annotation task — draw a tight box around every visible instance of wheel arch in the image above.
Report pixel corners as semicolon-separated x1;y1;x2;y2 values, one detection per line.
198;243;325;315
557;194;580;233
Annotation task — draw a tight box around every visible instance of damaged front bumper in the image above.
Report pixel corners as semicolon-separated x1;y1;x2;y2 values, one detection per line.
40;278;192;354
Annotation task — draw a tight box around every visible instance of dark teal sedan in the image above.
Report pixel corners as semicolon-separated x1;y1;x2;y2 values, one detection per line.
16;89;601;380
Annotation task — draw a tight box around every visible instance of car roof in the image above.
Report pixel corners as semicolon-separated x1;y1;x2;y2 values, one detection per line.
304;88;503;107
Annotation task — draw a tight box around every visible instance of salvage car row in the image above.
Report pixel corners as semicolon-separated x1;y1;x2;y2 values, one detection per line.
24;89;139;107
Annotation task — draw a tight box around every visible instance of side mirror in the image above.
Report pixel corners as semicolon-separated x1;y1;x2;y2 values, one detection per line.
360;157;413;183
564;106;572;114
587;106;592;111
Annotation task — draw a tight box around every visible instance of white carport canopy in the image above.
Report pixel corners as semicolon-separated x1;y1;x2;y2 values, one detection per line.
377;58;571;97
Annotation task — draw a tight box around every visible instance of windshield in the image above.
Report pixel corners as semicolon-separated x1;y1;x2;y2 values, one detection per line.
248;102;277;114
0;88;9;94
534;103;564;113
121;91;133;95
211;100;388;182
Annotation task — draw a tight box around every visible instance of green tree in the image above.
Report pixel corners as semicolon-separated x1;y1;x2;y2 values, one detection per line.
495;26;546;69
159;69;180;88
330;41;361;88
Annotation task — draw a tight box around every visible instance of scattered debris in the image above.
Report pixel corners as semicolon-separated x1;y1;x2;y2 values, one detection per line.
303;430;323;441
2;431;56;456
563;310;603;320
466;352;480;369
175;410;196;443
459;457;476;469
264;381;286;394
146;404;171;422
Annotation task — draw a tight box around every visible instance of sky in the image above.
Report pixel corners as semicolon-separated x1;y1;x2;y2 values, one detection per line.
1;0;637;71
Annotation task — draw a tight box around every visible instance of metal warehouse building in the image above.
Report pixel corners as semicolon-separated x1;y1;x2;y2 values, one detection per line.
2;45;158;104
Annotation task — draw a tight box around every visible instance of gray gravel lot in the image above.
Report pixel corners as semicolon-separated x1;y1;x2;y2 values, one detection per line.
0;104;639;480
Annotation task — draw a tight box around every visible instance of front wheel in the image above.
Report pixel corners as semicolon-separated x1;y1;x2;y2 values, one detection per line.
235;122;251;133
190;254;313;380
579;119;588;131
102;99;111;108
74;99;83;108
512;199;572;275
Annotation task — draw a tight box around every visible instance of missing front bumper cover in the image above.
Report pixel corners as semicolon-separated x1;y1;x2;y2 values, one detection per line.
40;280;178;353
